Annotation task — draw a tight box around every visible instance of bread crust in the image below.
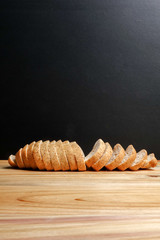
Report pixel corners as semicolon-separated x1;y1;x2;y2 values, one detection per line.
49;140;61;171
150;157;158;168
27;141;37;169
21;144;30;168
85;139;106;168
92;142;113;171
15;148;25;169
33;140;45;170
71;142;86;171
41;141;53;170
105;144;125;170
56;140;70;171
141;153;158;169
63;141;77;171
118;145;136;171
8;155;17;167
129;149;147;171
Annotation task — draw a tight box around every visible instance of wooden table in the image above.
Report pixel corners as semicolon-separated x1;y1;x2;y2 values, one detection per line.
0;160;160;239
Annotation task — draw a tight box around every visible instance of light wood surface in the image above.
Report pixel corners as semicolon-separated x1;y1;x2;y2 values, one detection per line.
0;160;160;239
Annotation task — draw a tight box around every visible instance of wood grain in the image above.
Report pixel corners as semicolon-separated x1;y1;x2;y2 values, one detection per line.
0;160;160;239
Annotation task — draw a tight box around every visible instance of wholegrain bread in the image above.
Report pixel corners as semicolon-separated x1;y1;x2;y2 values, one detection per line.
27;141;37;169
141;153;158;169
92;142;113;171
33;140;45;170
49;141;61;171
8;139;158;171
22;144;30;168
105;144;125;170
85;139;106;168
56;140;70;171
129;149;147;171
8;155;17;167
71;142;86;171
15;148;25;169
63;141;78;171
41;140;53;170
118;145;136;171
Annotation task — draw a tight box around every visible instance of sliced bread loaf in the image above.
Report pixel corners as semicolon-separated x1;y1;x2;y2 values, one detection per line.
129;149;147;171
71;142;86;171
15;148;25;169
105;144;125;170
56;140;70;171
49;140;61;171
41;140;53;170
92;142;113;171
85;139;106;168
63;141;78;171
141;153;158;169
33;140;45;170
8;155;17;167
118;145;136;171
27;141;37;169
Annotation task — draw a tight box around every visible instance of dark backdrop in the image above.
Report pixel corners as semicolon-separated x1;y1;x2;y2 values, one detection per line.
1;0;160;159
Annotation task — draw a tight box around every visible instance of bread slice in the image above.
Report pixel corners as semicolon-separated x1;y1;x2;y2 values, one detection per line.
92;142;113;171
49;140;61;171
105;144;125;170
71;142;86;171
129;149;147;171
21;144;30;168
141;153;158;169
63;140;78;171
8;155;17;167
33;140;45;170
85;139;106;168
27;141;37;169
40;140;53;170
15;148;25;169
56;140;70;171
118;145;136;171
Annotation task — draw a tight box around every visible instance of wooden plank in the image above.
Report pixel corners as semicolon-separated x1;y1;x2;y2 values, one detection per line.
0;160;160;239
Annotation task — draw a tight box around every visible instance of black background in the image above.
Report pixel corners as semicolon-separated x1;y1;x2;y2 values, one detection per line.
1;0;160;159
